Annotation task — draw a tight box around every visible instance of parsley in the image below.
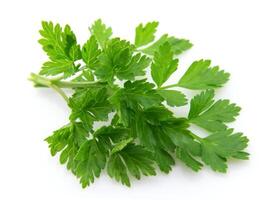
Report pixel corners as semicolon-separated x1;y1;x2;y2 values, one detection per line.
29;19;249;188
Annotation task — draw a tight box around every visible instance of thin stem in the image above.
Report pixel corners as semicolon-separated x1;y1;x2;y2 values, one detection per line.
49;84;69;103
28;73;51;85
29;73;103;88
54;80;103;88
28;73;109;103
159;83;179;90
28;73;70;103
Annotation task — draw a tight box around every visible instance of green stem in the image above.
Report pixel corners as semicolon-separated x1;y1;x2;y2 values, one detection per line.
159;83;179;90
29;73;105;103
28;73;103;88
29;73;112;103
55;80;103;88
28;73;69;103
49;84;69;103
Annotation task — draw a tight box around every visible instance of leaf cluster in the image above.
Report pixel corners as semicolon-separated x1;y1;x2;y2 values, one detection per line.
31;19;249;188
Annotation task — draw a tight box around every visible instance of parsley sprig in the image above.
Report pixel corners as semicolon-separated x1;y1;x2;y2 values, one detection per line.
29;19;249;188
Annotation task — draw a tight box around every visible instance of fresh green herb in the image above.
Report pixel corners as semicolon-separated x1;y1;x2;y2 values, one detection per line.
29;20;249;188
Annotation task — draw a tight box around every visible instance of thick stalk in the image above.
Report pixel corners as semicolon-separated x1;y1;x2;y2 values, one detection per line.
28;73;105;103
28;73;70;103
29;73;104;88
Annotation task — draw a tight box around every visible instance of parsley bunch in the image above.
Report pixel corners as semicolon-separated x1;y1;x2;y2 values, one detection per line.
29;19;249;188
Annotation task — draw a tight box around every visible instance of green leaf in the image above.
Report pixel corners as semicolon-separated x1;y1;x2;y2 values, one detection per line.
135;21;159;47
135;112;158;148
157;117;203;171
188;90;241;132
200;129;249;172
82;69;94;81
45;124;71;156
38;21;81;77
232;151;250;160
40;59;79;78
75;139;108;188
107;152;130;186
199;99;240;122
116;53;151;80
141;34;192;55
95;38;128;81
143;106;174;123
162;119;192;149
154;148;175;173
134;107;175;146
82;35;101;69
95;38;149;82
155;123;204;172
201;141;227;172
90;19;112;48
45;122;88;171
121;144;156;179
69;87;113;128
94;126;131;143
204;129;249;158
110;80;163;114
157;89;187;107
31;20;249;188
134;107;188;173
111;138;133;154
107;100;135;127
72;69;95;82
176;147;203;172
108;144;156;186
124;80;163;108
151;42;178;87
188;89;215;119
178;59;230;89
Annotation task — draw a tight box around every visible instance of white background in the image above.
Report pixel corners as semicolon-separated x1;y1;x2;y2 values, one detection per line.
0;0;276;199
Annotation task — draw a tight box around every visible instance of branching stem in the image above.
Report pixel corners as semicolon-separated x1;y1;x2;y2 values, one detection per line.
28;73;105;103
